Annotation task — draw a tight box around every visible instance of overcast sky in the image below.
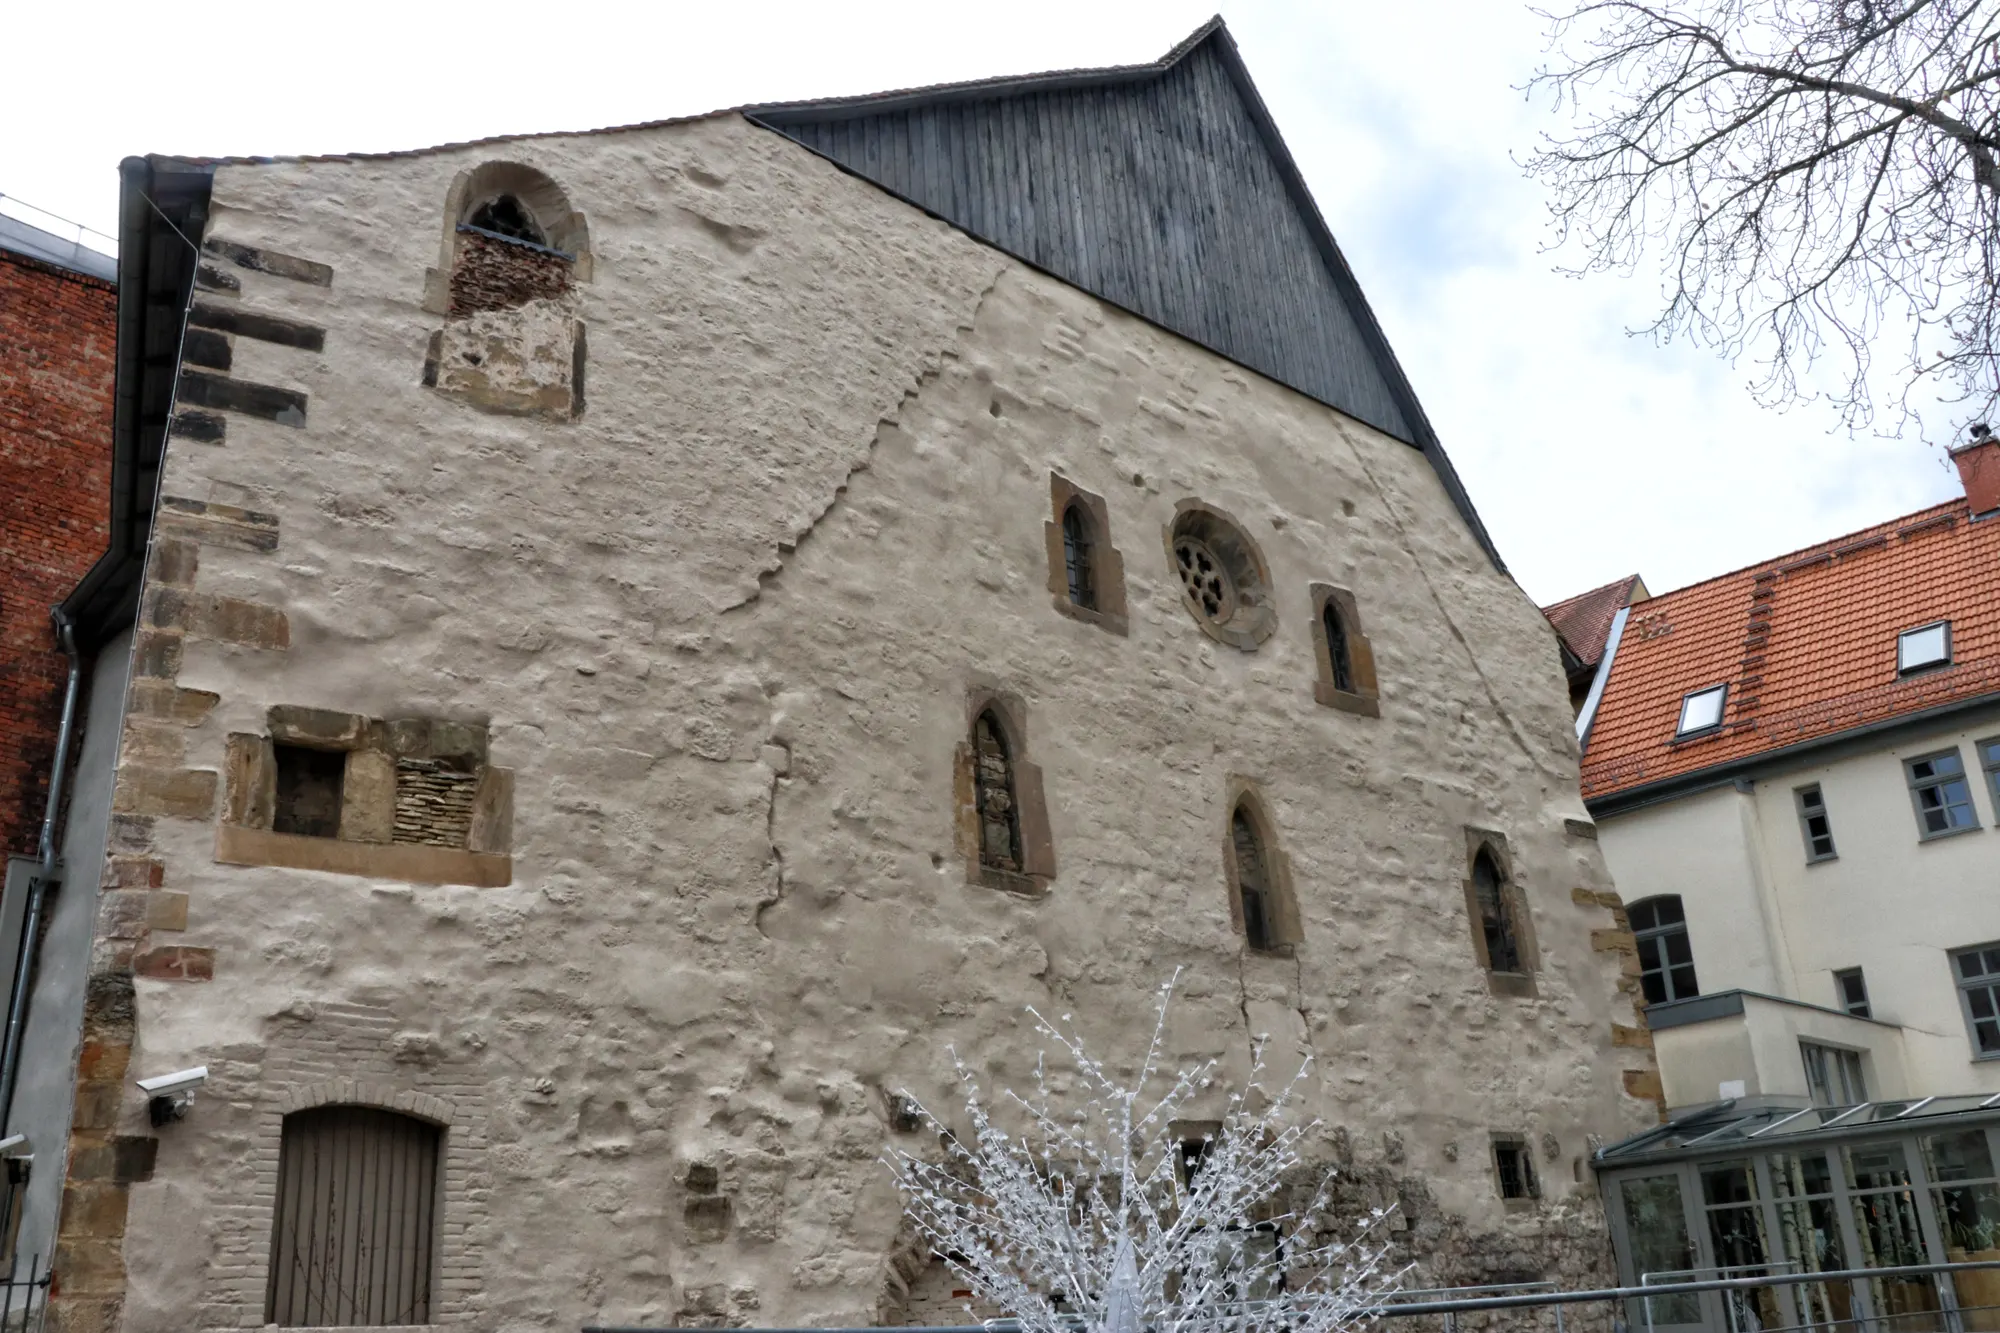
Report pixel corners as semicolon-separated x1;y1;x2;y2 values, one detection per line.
1;0;1967;605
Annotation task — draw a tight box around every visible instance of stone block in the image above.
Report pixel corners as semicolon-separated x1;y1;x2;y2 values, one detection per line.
130;630;183;681
107;815;155;854
126;679;219;725
203;237;334;286
156;503;280;553
132;945;215;982
68;1135;157;1183
75;1038;130;1084
103;856;164;890
61;1182;131;1240
186;595;289;650
223;734;275;829
118;721;184;769
1590;927;1636;955
429;719;489;764
467;766;514;855
69;1081;123;1132
98;892;151;941
139;585;187;631
175;370;308;428
340;749;397;843
146;892;191;932
268;706;368;749
1623;1067;1665;1106
113;767;218;821
189;300;327;351
148;538;199;588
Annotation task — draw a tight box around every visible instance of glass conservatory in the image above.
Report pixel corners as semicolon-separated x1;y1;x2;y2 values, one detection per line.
1596;1096;2000;1333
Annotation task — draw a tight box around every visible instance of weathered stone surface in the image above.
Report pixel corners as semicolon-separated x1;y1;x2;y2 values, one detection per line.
130;946;214;982
267;705;367;749
222;734;275;829
125;678;218;725
339;749;397;844
184;594;289;649
110;766;216;820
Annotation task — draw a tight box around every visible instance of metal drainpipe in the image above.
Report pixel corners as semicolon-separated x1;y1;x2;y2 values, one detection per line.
0;609;83;1133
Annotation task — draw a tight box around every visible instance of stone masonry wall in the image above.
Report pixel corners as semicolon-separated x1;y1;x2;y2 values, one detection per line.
0;250;114;859
57;111;1656;1333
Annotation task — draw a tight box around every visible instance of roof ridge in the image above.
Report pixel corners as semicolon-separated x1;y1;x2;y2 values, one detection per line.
1642;496;1968;604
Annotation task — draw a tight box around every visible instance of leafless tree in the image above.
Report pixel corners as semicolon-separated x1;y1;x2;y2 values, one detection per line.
1524;0;2000;434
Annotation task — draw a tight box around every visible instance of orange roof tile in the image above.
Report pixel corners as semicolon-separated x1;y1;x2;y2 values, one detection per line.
1544;574;1644;669
1581;498;2000;803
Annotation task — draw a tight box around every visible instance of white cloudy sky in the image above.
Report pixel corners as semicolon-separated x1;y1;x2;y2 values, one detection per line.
2;0;1968;605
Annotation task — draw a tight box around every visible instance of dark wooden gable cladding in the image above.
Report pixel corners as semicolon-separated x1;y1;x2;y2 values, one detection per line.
747;22;1505;571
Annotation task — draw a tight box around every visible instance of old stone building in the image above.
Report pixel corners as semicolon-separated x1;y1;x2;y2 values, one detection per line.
32;20;1656;1333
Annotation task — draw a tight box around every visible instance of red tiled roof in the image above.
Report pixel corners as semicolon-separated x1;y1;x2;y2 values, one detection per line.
1581;498;2000;802
1543;574;1643;668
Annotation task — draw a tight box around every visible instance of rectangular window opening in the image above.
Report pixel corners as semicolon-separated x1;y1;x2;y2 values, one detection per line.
1676;684;1727;737
1795;784;1838;862
1898;621;1952;675
272;744;345;839
1907;749;1980;838
1954;944;2000;1058
1834;967;1871;1018
1801;1041;1867;1106
1493;1137;1538;1200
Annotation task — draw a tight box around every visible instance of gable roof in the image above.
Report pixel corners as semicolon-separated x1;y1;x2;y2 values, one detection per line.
1544;574;1645;673
1580;498;2000;810
746;18;1504;571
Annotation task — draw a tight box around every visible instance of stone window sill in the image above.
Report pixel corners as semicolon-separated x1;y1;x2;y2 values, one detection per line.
1050;595;1129;636
972;865;1048;898
1487;970;1539;1000
1313;682;1380;717
216;824;511;887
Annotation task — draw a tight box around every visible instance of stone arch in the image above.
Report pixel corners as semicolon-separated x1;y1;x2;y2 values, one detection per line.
275;1077;458;1127
423;160;593;313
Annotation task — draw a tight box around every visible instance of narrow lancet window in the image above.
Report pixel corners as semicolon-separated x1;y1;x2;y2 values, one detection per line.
1474;847;1522;974
1062;502;1096;610
974;711;1021;872
1324;602;1354;694
1232;806;1274;952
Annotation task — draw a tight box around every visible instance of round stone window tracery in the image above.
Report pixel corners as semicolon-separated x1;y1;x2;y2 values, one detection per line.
1163;501;1278;651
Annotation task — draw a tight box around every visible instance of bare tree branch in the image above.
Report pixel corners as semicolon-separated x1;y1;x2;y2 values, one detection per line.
1524;0;2000;433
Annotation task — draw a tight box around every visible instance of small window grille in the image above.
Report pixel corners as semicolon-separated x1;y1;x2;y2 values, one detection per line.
1174;537;1235;623
1954;944;2000;1057
1629;896;1699;1005
1907;749;1979;838
1061;502;1095;610
272;745;345;839
1232;807;1275;952
1323;602;1354;694
1897;621;1952;675
464;194;546;246
1473;848;1522;974
1493;1137;1538;1200
1800;1041;1867;1106
1795;784;1837;861
267;1105;440;1326
973;712;1020;872
1676;685;1727;737
1834;967;1871;1018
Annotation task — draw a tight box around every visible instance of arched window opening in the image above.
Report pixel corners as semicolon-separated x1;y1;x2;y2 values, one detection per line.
464;194;546;246
1473;847;1523;974
1323;602;1355;694
973;711;1021;873
266;1105;441;1327
1629;895;1699;1005
1232;805;1275;952
1062;502;1096;610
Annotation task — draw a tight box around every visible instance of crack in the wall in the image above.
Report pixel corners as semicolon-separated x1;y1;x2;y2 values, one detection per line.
722;266;1009;614
1293;954;1317;1063
753;741;792;939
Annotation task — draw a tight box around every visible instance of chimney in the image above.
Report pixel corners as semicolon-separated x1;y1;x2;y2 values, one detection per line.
1953;424;2000;518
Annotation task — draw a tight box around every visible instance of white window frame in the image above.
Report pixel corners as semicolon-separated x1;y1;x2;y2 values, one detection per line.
1897;620;1952;675
1676;684;1727;738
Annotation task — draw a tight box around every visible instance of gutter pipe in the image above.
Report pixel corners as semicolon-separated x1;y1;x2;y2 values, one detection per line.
0;610;82;1133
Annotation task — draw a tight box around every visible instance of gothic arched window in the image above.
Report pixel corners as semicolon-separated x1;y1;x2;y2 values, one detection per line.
1231;804;1275;952
1061;501;1096;610
973;711;1021;873
1473;847;1523;975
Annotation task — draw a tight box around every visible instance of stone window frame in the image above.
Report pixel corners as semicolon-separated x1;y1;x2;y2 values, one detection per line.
951;690;1055;896
1490;1132;1541;1205
247;1081;473;1332
1043;473;1128;635
1309;583;1380;717
1163;500;1278;651
217;706;513;888
1222;779;1303;954
422;160;593;315
1462;828;1539;998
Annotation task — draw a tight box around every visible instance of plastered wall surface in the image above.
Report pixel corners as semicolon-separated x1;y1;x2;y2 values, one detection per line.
1600;707;2000;1102
74;113;1653;1333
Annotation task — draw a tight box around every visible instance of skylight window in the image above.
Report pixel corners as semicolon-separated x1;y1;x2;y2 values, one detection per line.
1676;685;1727;737
1898;621;1952;675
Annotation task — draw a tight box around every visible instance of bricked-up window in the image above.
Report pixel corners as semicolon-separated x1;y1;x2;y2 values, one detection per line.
267;1105;440;1326
973;711;1020;873
1629;896;1699;1005
1061;502;1096;610
272;745;344;838
1231;806;1276;952
1493;1136;1538;1200
1473;847;1522;975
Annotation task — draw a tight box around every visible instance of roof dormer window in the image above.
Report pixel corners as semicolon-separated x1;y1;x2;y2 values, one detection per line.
1898;621;1952;675
1676;684;1727;737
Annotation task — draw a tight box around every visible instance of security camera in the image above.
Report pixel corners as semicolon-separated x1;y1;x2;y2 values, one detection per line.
136;1066;207;1126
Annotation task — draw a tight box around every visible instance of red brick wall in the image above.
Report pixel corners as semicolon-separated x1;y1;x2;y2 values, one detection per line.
0;251;115;859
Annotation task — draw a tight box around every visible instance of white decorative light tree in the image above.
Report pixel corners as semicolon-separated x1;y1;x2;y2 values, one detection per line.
889;978;1399;1333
